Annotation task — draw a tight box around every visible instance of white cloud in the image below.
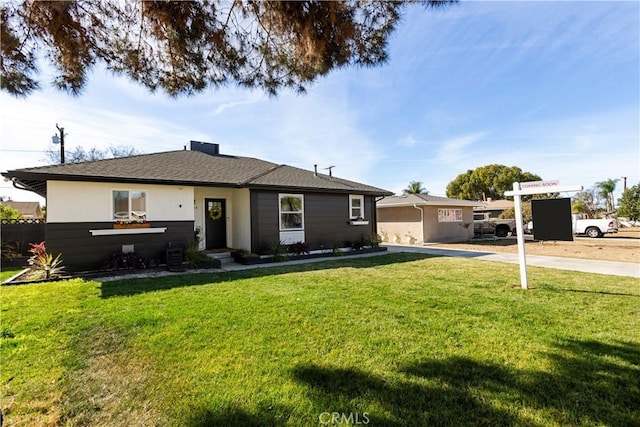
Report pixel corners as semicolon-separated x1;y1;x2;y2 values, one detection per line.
397;134;417;148
435;132;487;166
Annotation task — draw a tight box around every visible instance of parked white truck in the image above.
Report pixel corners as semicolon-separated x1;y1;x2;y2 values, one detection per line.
572;215;619;238
525;215;619;238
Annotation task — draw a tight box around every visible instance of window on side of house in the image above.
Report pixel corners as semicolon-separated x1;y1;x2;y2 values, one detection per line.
113;190;147;220
349;195;364;219
279;194;304;230
438;208;463;222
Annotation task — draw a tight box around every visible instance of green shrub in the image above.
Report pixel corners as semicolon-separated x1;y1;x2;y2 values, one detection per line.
185;241;211;268
268;240;288;262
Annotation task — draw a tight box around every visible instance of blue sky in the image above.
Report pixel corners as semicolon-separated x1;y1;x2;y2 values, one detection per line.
1;1;638;204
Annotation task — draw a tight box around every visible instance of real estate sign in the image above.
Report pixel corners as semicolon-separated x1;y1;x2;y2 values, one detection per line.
531;198;573;241
505;181;582;289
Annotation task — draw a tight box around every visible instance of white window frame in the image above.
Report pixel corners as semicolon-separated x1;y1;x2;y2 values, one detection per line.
278;193;304;231
438;208;463;222
349;195;365;219
112;190;147;221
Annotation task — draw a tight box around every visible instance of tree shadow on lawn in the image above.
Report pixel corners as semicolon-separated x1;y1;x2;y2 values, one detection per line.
404;247;498;258
185;404;293;427
291;339;639;426
99;253;437;298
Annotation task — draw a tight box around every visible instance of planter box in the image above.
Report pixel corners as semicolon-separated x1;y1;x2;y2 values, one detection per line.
113;223;151;229
237;256;265;265
196;259;222;269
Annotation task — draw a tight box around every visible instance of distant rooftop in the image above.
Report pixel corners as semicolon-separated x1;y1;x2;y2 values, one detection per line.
473;199;514;211
378;193;484;208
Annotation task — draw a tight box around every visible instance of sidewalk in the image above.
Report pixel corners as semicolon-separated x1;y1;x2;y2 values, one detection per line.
384;244;640;278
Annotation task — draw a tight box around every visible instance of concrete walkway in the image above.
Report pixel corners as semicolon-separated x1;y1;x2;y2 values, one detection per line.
384;244;640;278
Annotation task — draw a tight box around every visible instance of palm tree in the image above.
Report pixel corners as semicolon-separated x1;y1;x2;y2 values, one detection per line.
403;181;429;195
595;178;619;212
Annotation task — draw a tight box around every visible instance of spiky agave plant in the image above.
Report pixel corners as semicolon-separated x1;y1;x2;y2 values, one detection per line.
28;241;65;279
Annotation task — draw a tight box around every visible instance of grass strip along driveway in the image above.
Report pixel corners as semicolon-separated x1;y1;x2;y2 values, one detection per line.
1;253;638;426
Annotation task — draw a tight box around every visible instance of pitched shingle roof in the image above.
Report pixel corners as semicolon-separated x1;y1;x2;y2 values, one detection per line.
0;201;43;218
3;150;391;197
378;193;484;208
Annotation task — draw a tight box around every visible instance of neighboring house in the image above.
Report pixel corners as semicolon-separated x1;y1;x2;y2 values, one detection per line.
2;141;391;271
0;201;43;219
377;194;484;244
473;199;514;219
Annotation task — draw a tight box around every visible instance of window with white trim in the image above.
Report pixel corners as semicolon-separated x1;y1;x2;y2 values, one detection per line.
279;194;304;230
438;208;462;222
113;190;147;220
349;195;364;219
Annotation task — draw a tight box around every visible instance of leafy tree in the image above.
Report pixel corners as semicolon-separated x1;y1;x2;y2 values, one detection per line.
499;201;532;223
403;181;428;195
45;145;141;164
595;178;619;212
0;204;22;219
617;183;640;221
572;189;599;219
445;164;542;201
1;0;456;97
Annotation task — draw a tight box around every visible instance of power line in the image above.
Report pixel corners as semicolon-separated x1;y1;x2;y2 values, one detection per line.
0;149;47;153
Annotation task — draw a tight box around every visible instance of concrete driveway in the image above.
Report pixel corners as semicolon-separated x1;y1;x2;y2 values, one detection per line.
384;244;640;278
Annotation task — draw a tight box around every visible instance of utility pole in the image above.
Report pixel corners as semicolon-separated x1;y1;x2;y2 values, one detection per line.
51;124;65;164
622;176;627;192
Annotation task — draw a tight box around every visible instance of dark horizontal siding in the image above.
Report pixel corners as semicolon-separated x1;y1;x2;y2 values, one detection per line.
305;193;376;248
46;221;194;272
251;191;279;252
250;190;376;253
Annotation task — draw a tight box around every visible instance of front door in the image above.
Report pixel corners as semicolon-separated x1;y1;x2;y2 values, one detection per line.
205;198;227;249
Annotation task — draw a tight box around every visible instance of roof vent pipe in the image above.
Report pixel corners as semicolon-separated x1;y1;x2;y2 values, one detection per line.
314;164;318;177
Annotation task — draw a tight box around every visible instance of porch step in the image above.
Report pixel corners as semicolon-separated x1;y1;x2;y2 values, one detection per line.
206;251;233;264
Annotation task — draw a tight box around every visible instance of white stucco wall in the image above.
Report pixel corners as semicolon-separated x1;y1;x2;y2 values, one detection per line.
231;188;251;250
193;187;251;250
47;181;194;223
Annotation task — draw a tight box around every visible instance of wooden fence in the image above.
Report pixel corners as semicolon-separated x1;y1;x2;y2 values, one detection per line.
1;219;46;254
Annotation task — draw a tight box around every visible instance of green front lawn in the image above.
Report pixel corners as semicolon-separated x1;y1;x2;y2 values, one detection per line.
1;254;638;426
0;267;24;283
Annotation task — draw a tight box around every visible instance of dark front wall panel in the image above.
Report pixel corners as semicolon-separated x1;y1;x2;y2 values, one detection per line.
46;221;194;272
250;190;377;253
250;191;280;253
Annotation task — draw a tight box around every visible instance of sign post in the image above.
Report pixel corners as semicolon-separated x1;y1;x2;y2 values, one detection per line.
511;182;528;289
505;181;582;290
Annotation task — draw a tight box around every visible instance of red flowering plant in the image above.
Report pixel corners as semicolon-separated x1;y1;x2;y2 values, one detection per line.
28;241;65;279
